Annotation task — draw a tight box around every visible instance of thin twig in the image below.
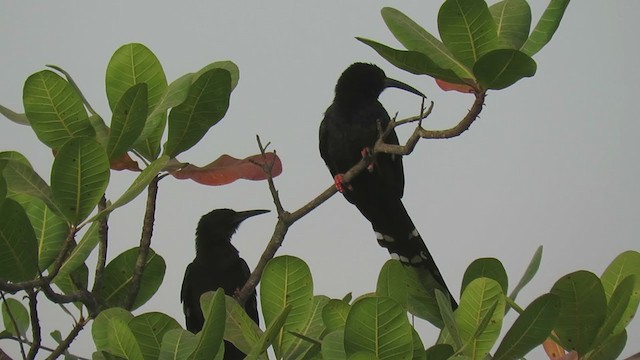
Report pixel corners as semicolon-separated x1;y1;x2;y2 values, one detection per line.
124;175;161;310
25;290;40;360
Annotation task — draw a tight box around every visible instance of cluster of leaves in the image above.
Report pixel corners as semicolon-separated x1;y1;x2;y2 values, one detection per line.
0;43;281;358
358;0;570;92
84;250;638;359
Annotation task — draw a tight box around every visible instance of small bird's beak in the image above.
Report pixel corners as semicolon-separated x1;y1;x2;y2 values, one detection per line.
233;209;270;224
384;77;426;98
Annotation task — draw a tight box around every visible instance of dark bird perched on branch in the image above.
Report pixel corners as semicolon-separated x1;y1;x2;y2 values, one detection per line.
181;208;269;359
319;62;457;308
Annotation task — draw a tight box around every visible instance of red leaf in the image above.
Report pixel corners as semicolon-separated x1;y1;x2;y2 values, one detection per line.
435;79;475;93
543;337;566;360
172;152;282;186
110;152;141;171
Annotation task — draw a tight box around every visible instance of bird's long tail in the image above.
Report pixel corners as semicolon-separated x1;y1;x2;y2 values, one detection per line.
353;198;458;308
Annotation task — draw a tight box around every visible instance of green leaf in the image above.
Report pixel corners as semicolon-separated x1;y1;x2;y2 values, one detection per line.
508;246;542;307
600;250;640;334
321;330;346;360
473;49;536;90
380;7;473;80
0;152;64;217
436;289;462;349
0;173;5;207
2;298;30;336
493;293;560;360
23;197;68;270
520;0;570;57
56;220;100;279
46;64;99;116
357;38;464;85
195;61;240;91
344;296;413;360
147;74;194;121
97;248;166;310
159;329;198;360
191;290;226;360
410;328;426;360
51;137;110;224
129;312;181;360
164;69;232;158
93;308;134;352
106;155;169;213
425;344;454;360
455;278;505;359
438;0;498;68
260;255;314;358
584;330;627;360
247;304;291;359
550;270;607;355
0;198;38;282
106;43;168;160
106;317;144;360
23;70;94;149
489;0;532;49
0;104;29;125
89;114;110;148
283;295;329;359
107;83;149;160
461;258;508;295
224;295;264;355
593;275;635;345
322;299;351;332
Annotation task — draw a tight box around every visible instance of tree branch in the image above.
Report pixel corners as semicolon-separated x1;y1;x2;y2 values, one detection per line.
25;290;40;360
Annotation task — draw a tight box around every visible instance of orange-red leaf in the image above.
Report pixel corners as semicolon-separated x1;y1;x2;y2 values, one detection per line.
435;79;475;93
543;337;566;360
172;152;282;186
110;152;141;171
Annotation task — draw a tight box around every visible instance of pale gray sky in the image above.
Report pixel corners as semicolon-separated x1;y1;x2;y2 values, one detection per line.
1;1;639;358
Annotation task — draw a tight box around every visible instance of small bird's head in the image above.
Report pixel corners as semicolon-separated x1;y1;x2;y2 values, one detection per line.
334;62;425;107
196;208;270;250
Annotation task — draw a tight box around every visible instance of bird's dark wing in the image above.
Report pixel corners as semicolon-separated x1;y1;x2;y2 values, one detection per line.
181;263;205;332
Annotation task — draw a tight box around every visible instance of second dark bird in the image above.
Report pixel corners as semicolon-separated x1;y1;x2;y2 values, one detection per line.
319;63;457;308
181;208;269;359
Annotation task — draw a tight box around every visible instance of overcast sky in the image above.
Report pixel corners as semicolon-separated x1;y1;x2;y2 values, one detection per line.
1;1;639;358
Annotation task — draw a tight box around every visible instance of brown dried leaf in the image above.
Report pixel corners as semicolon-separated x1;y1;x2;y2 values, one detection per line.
435;78;475;93
110;152;141;171
172;152;282;186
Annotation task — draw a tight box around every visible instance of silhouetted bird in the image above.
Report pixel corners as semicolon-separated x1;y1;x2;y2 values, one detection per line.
181;208;269;359
319;63;457;308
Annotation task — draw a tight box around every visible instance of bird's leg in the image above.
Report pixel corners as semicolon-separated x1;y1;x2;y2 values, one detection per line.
333;174;353;193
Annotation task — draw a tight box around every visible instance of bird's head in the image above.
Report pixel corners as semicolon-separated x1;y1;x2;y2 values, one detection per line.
196;208;270;250
334;62;425;106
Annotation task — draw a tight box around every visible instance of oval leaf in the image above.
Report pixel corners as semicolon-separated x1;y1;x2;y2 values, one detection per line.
461;257;508;296
106;317;145;360
107;83;149;160
164;69;232;158
322;299;351;332
92;307;134;352
191;290;226;360
0;198;38;282
600;250;640;334
490;0;532;49
159;328;198;360
172;153;282;186
51;137;110;224
520;0;570;57
550;270;607;354
473;49;536;90
128;312;181;360
23;197;68;270
2;298;30;336
224;295;264;355
23;70;94;149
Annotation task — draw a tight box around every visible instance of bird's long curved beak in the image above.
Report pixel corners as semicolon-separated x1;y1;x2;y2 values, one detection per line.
234;209;270;224
384;77;426;98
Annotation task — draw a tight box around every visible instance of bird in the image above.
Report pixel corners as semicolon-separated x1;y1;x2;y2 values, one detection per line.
319;62;457;308
181;208;269;359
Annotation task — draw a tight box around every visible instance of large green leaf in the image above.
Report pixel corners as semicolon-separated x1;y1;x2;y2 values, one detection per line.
584;330;627;360
600;250;640;334
224;295;264;355
473;49;536;90
23;197;68;270
593;275;635;346
129;312;181;360
520;0;570;57
164;69;232;158
381;7;472;80
344;296;413;360
357;38;464;84
0;152;63;217
51;137;110;225
322;299;351;332
106;43;168;160
96;247;166;310
550;271;607;355
195;61;240;91
260;255;314;358
1;297;30;336
0;198;38;282
283;295;329;359
107;83;149;160
321;330;346;360
455;278;505;359
92;307;134;352
461;258;508;295
438;0;498;68
493;293;560;360
159;329;198;360
489;0;531;49
191;290;226;360
106;317;145;360
147;74;194;121
425;344;454;360
23;70;94;149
